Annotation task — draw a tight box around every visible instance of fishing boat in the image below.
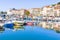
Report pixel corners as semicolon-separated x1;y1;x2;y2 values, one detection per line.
26;22;34;26
13;21;24;29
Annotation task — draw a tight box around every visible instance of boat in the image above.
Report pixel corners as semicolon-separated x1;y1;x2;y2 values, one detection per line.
13;22;25;30
26;22;34;26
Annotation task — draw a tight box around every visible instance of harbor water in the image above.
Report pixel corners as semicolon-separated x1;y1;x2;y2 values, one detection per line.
0;26;60;40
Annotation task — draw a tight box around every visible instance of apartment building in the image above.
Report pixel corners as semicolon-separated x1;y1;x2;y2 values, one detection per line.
53;4;60;17
42;6;54;17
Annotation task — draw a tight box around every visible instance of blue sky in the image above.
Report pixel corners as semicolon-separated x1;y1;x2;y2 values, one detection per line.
0;0;60;11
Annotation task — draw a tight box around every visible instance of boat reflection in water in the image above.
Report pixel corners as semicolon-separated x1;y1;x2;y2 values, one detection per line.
0;26;5;33
0;16;60;33
3;21;25;31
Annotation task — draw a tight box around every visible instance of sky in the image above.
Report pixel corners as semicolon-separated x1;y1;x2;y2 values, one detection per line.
0;0;60;11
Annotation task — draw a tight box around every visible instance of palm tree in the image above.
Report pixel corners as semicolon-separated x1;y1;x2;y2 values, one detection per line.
24;10;30;18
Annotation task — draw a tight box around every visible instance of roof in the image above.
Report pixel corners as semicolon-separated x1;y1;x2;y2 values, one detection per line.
54;4;60;10
44;6;52;8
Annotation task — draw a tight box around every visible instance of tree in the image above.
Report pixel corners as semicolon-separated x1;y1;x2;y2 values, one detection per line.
25;10;30;16
24;10;30;18
52;4;56;6
57;2;60;4
12;8;16;10
1;11;3;14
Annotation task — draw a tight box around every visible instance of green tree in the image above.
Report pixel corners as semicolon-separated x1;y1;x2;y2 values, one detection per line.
1;11;3;14
52;4;56;6
12;8;16;10
24;10;30;18
57;2;60;4
25;10;30;16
